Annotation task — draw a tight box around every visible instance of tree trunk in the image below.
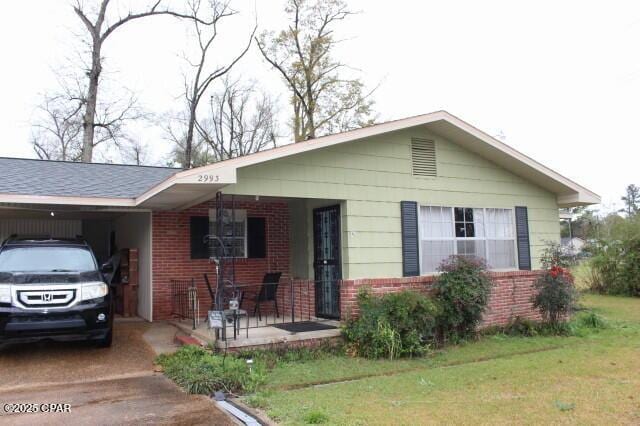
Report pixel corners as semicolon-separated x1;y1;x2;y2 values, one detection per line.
81;41;102;163
293;97;303;142
305;75;315;140
184;101;197;168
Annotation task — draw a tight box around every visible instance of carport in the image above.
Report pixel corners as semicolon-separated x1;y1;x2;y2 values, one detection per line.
0;157;184;322
0;207;153;320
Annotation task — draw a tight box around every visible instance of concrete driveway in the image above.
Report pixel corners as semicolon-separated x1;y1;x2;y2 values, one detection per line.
0;321;233;425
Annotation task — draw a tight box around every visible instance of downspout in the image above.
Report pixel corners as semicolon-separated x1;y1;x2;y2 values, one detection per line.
149;211;153;322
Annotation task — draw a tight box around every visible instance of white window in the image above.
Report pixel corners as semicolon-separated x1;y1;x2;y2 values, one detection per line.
419;206;516;273
208;209;247;258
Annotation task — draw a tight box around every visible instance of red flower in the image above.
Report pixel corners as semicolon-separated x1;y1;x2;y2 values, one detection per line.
549;266;564;279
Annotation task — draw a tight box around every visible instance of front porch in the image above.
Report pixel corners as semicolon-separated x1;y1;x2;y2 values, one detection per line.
167;276;343;349
154;194;346;348
171;314;341;349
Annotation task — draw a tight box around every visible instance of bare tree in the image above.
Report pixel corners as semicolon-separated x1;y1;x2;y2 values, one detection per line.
176;0;257;168
256;0;375;142
72;0;213;162
167;116;216;168
31;94;83;161
196;77;278;162
122;140;149;166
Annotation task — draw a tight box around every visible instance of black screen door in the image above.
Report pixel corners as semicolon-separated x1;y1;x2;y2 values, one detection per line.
313;205;342;319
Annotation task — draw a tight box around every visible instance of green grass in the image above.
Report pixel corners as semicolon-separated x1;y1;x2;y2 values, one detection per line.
245;295;640;425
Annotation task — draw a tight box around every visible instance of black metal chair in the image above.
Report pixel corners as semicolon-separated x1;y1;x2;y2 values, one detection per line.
253;272;282;321
203;273;244;309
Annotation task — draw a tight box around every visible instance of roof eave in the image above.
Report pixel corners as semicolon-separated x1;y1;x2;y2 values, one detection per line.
557;192;602;208
0;193;136;207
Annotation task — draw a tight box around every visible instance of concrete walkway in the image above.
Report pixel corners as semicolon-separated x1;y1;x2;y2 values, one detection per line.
0;321;232;425
0;374;233;426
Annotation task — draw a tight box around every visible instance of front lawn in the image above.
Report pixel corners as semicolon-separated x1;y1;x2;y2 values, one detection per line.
246;294;640;424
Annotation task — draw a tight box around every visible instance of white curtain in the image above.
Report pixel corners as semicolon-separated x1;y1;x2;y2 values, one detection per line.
420;206;453;238
472;208;484;238
420;206;454;272
486;208;515;268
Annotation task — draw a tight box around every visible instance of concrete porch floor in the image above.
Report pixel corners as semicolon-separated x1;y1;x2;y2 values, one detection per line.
170;314;341;349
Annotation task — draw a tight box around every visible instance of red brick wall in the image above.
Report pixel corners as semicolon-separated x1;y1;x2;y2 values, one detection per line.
339;270;542;327
481;271;543;326
152;200;290;320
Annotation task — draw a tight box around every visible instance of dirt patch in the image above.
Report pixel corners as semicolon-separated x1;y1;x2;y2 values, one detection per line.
0;322;156;390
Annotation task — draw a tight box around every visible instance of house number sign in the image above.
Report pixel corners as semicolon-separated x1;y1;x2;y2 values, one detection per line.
197;174;219;183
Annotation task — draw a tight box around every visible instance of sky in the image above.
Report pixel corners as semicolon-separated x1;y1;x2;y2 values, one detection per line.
0;0;638;212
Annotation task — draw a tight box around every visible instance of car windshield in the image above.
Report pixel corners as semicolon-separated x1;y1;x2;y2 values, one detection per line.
0;246;97;273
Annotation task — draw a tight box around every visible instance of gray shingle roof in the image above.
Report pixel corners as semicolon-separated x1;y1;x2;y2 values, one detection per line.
0;157;181;199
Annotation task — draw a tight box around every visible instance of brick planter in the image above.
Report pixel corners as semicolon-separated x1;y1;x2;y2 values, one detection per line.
340;270;542;327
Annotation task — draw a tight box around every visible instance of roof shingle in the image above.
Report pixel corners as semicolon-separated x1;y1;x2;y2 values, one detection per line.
0;157;180;199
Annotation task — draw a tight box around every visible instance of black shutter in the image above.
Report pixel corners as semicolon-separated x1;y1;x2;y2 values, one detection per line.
247;217;266;259
400;201;420;277
515;206;531;270
190;216;209;260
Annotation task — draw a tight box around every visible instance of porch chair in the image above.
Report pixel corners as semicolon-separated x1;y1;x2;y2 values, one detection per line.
253;272;282;321
203;273;248;339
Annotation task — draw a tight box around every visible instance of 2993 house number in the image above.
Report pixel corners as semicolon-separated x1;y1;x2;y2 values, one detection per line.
197;174;219;183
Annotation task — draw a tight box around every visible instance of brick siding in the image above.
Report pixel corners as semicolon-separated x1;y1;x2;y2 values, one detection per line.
340;270;542;327
152;200;290;320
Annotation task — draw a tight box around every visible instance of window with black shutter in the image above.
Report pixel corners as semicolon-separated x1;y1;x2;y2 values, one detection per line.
190;216;210;259
515;206;532;270
400;201;420;277
247;217;266;258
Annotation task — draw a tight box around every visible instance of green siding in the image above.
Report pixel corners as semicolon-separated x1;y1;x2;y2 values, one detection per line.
226;126;560;278
288;199;309;278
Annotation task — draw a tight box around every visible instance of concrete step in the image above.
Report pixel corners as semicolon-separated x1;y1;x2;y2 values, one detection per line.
174;333;205;347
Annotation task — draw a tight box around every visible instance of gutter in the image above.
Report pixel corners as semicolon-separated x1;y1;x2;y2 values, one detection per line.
213;392;265;426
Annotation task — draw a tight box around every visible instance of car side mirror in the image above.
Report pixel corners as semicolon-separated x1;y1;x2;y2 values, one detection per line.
101;262;114;274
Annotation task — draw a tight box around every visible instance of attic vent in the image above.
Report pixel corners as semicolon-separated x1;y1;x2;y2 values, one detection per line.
411;138;436;177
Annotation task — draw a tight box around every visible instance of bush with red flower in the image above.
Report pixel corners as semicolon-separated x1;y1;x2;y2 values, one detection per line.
533;243;578;327
434;255;494;341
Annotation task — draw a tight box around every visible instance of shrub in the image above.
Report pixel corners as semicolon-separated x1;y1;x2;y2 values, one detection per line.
156;345;265;394
488;310;607;338
575;311;607;329
433;255;494;341
533;243;578;326
342;289;439;359
587;238;640;297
